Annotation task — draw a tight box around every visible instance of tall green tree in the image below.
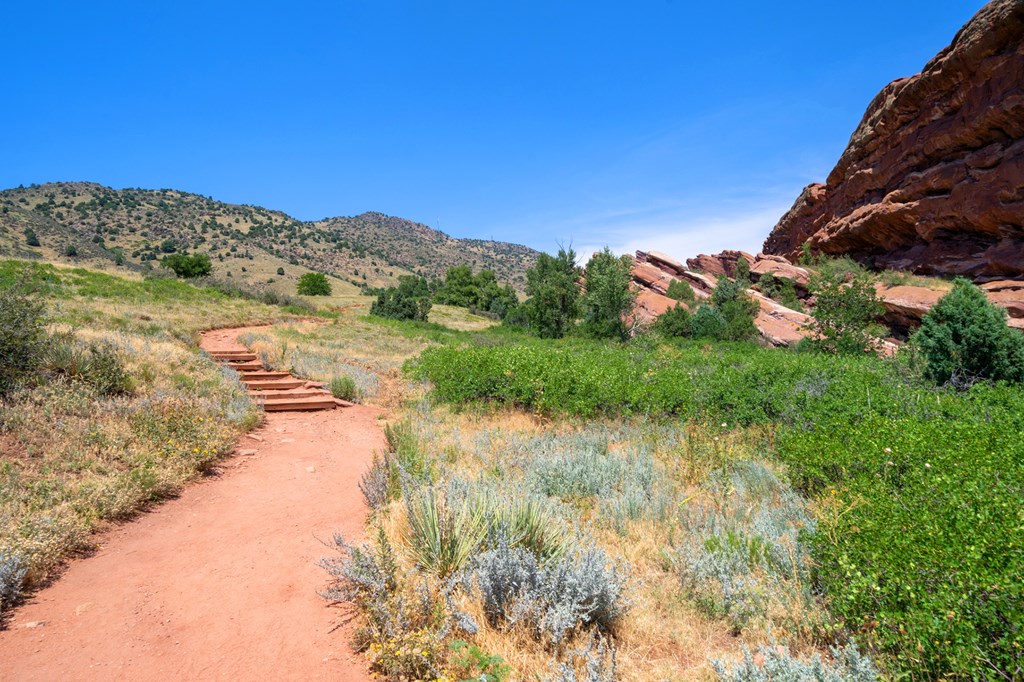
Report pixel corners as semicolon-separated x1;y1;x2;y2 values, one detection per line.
522;247;579;339
371;275;432;321
580;248;635;340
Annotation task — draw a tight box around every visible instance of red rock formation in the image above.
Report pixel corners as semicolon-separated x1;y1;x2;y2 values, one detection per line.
685;250;755;278
874;281;1024;333
749;256;812;294
764;0;1024;280
631;251;809;345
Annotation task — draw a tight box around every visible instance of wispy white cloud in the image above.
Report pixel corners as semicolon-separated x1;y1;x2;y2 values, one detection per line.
552;201;792;265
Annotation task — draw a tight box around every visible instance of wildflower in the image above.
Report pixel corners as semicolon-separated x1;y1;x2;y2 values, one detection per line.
884;447;892;453
925;463;931;469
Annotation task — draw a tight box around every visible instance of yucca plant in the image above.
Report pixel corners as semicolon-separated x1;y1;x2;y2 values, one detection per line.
402;486;487;578
492;497;567;561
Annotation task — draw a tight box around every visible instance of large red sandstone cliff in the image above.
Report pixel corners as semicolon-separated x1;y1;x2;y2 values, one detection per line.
763;0;1024;280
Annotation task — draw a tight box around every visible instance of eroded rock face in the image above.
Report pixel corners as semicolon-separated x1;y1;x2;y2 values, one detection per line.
632;251;810;345
764;0;1024;280
685;250;754;278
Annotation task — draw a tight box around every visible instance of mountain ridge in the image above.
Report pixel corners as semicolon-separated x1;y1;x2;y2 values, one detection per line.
0;181;539;294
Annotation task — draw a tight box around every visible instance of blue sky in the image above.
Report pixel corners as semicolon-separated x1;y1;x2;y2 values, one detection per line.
3;1;982;260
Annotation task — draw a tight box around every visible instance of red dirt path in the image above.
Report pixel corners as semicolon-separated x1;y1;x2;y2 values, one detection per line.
0;326;378;681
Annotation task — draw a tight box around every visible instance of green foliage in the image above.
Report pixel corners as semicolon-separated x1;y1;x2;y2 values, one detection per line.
522;248;580;339
297;271;332;296
448;640;511;682
690;305;728;340
276;266;285;276
655;304;692;337
329;375;359;401
0;283;45;397
912;277;1024;385
23;229;40;247
734;257;751;287
44;333;134;396
805;273;884;354
666;278;695;303
711;277;759;341
757;272;803;312
412;337;1024;678
402;485;487;578
371;275;432;321
434;266;519;319
161;252;213;279
579;248;635;340
63;243;78;257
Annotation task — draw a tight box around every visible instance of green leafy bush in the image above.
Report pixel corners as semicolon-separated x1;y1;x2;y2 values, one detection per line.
666;279;695;303
297;272;332;296
654;304;691;337
161;252;213;278
912;277;1024;385
329;375;359;401
804;273;884;354
371;276;432;321
0;283;45;397
691;305;728;340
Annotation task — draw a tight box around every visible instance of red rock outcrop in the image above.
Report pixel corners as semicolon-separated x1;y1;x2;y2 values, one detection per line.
685;251;755;278
874;281;1024;333
764;0;1024;280
632;251;810;346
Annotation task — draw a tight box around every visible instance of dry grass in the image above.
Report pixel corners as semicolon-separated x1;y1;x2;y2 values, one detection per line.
352;405;777;681
0;260;278;592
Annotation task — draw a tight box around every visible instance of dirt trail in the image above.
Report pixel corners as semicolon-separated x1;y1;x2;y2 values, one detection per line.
0;326;378;681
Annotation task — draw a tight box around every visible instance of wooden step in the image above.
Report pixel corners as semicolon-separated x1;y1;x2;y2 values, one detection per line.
209;351;258;361
250;389;334;400
227;362;265;372
239;371;292;381
259;396;337;411
245;379;305;391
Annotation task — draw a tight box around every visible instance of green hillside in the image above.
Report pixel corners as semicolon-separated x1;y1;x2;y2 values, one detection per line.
0;182;539;295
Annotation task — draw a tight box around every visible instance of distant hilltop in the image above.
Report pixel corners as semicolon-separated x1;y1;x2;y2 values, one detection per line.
0;181;540;295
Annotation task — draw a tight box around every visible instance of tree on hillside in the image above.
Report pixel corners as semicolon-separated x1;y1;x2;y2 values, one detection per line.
912;277;1024;385
162;253;212;279
521;247;580;338
297;272;332;296
710;275;760;342
666;279;695;303
371;275;432;321
805;272;884;354
433;266;520;319
580;247;635;340
433;265;477;308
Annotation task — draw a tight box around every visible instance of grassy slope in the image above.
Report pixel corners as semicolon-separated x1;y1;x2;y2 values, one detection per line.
0;260;283;591
0;259;498;605
0;182;539;297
